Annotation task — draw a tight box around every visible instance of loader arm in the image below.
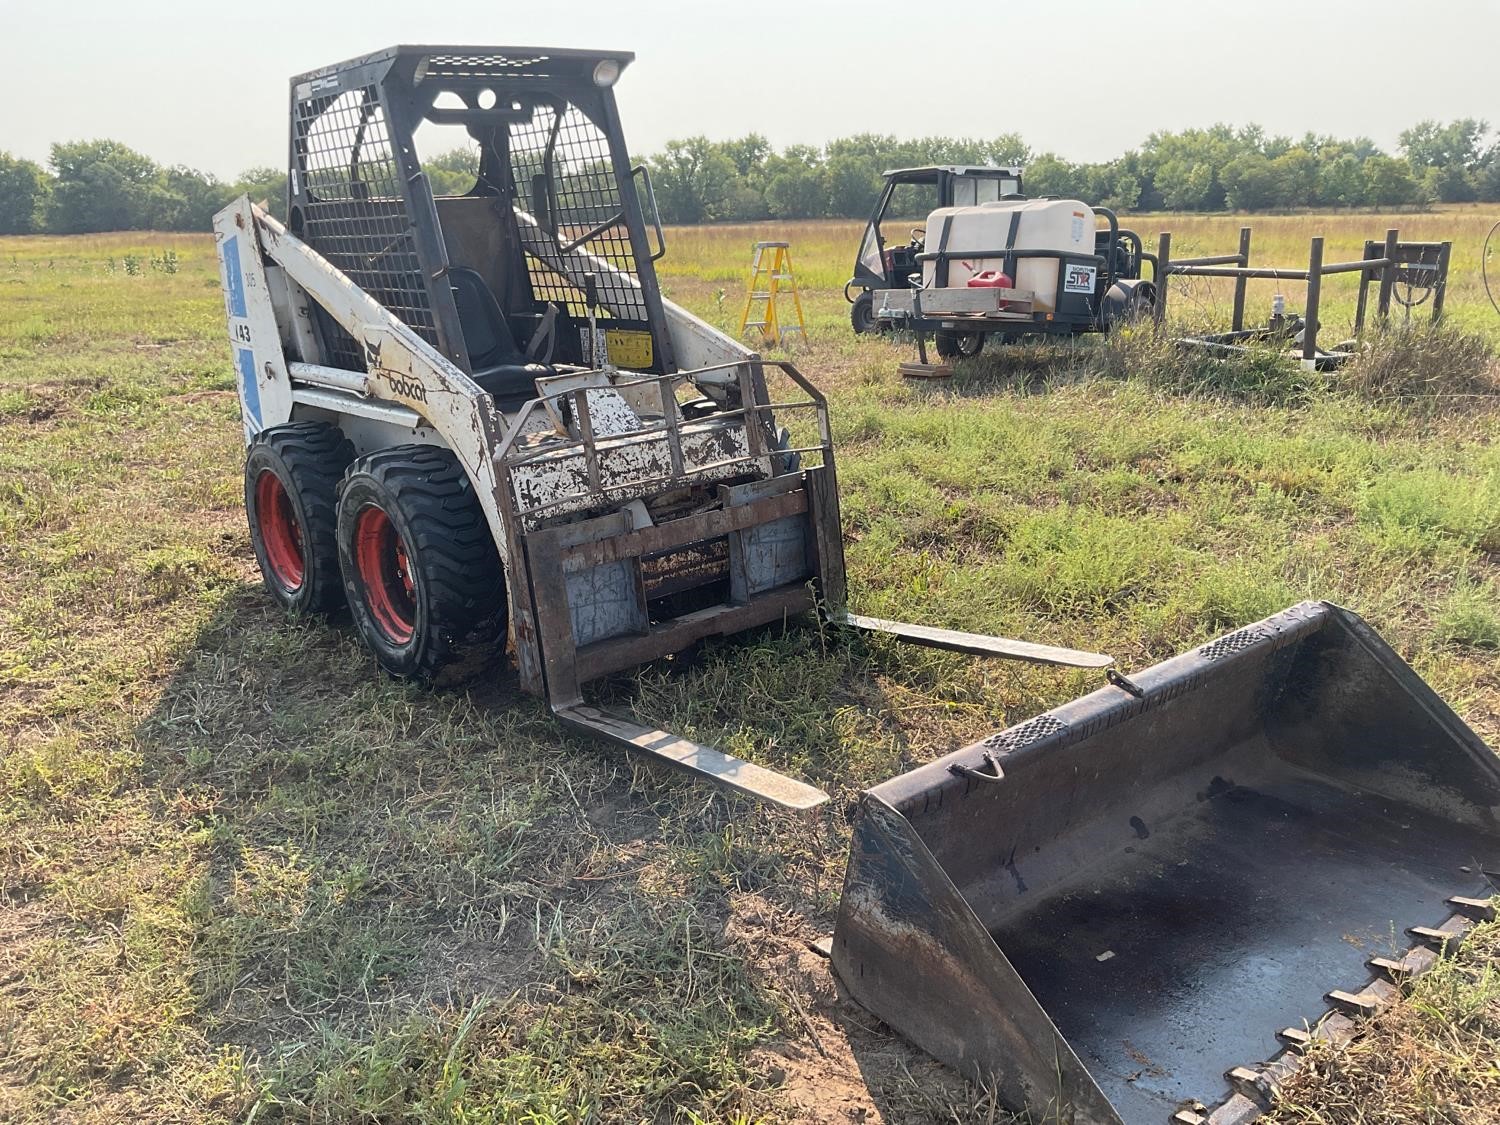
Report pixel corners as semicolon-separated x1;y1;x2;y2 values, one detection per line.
215;197;513;558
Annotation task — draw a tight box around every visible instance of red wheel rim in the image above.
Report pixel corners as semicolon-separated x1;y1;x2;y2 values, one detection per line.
255;469;305;592
353;504;417;644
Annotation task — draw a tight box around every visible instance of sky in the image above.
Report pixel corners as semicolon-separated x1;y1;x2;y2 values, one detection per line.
0;0;1495;180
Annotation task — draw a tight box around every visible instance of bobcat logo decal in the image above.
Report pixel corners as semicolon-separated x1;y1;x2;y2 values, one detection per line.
363;336;429;404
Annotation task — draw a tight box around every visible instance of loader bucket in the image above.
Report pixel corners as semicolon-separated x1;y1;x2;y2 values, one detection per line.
833;602;1500;1125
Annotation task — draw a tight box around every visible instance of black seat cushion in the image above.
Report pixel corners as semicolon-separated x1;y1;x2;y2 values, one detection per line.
450;266;553;401
472;362;554;408
450;266;522;368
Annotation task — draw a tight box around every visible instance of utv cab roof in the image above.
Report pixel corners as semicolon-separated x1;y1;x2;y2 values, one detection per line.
881;165;1024;179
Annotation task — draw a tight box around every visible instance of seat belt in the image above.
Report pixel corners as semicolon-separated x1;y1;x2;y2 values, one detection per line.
526;302;560;363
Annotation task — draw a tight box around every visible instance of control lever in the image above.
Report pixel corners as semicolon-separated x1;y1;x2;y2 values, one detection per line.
583;272;603;368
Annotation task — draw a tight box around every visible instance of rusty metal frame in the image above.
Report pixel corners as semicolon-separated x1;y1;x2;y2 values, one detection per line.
1158;226;1452;370
494;359;832;527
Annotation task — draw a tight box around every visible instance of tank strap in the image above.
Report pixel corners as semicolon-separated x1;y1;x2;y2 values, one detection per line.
1003;209;1023;279
933;215;956;287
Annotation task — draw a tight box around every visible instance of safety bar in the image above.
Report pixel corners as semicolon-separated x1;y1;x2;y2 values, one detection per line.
495;360;832;521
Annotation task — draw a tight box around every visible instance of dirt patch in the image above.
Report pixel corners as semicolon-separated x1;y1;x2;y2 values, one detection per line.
730;893;998;1124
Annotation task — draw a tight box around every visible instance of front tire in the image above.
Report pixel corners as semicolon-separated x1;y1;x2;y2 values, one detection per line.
850;291;877;335
244;422;354;614
336;446;506;681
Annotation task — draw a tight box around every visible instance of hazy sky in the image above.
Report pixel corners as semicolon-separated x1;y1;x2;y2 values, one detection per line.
1;0;1495;179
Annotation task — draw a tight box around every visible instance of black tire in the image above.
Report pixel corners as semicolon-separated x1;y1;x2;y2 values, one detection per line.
935;330;985;359
1127;282;1157;324
336;445;506;681
850;291;877;335
1103;281;1157;331
244;421;355;614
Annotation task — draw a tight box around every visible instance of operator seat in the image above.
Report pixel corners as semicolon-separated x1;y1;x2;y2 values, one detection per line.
448;266;553;407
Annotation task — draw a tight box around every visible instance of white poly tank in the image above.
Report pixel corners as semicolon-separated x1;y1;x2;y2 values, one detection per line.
921;199;1095;311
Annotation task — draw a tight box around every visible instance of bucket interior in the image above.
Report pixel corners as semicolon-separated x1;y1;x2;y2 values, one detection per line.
987;763;1495;1120
877;607;1500;1122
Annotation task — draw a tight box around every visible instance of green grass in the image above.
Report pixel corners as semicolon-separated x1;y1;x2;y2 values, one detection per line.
1;216;1499;1122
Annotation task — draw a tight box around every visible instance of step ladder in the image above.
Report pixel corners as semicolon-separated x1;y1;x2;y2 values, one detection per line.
737;241;806;346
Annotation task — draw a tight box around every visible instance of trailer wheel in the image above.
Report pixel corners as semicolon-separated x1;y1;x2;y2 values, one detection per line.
244;422;355;614
850;291;877;335
935;330;985;359
1103;279;1157;330
336;445;506;681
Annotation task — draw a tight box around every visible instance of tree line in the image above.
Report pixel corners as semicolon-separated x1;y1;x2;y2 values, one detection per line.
644;120;1500;221
2;119;1496;236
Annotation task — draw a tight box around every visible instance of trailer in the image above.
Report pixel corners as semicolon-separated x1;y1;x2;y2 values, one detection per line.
846;166;1157;359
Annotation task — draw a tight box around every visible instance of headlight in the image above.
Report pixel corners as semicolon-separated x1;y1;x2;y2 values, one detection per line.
592;59;620;88
413;56;429;83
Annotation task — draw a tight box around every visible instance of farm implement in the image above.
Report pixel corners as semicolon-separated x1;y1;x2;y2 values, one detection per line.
215;45;1500;1125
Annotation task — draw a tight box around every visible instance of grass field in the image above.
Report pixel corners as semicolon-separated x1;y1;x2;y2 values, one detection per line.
2;208;1500;1123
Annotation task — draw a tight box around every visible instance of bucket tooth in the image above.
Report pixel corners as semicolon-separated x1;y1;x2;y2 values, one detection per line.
1409;923;1467;949
1446;894;1496;921
1171;1111;1208;1124
1275;1025;1314;1050
1224;1065;1274;1104
1366;954;1413;982
1325;989;1382;1018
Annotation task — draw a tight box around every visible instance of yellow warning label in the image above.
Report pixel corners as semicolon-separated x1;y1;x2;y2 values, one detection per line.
604;329;653;369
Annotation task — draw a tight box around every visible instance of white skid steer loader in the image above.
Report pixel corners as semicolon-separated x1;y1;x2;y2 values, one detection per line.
214;45;1110;811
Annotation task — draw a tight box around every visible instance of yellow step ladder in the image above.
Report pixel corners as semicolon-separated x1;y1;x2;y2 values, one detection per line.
737;241;806;346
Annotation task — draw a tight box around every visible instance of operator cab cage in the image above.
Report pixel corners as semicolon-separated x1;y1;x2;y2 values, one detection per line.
851;165;1025;293
286;45;673;400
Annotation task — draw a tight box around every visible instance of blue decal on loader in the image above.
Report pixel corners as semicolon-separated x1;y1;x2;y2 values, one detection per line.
222;235;247;318
237;347;261;432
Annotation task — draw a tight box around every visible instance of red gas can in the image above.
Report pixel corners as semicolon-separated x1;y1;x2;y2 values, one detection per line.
966;269;1013;289
966;268;1014;309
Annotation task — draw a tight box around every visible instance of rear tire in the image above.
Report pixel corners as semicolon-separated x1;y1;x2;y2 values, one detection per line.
336;445;506;681
244;422;354;614
935;330;985;359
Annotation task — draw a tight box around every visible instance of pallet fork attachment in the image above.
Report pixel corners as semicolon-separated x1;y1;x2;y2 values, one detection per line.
550;615;1114;812
489;362;1114;812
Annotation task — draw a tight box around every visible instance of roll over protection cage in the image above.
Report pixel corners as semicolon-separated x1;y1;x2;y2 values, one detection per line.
285;45;676;378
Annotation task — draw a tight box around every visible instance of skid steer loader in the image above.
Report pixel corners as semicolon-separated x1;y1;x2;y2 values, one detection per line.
213;45;1108;812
